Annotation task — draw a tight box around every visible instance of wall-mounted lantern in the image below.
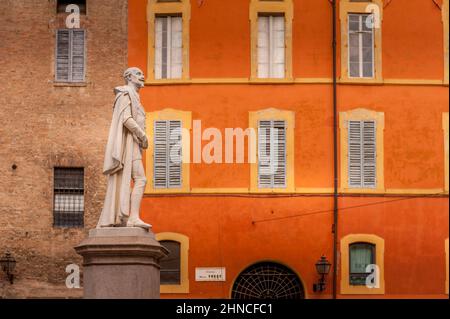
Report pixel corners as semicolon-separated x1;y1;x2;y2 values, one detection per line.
0;252;16;284
313;255;331;293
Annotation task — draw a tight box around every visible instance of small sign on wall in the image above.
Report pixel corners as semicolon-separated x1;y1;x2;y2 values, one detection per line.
195;267;226;282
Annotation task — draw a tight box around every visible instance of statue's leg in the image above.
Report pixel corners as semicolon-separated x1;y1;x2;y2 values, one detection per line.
127;159;151;229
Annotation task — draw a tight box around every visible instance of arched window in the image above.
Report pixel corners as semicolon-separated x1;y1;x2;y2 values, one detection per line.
231;262;305;299
156;232;189;293
159;240;181;285
349;242;375;286
340;234;385;295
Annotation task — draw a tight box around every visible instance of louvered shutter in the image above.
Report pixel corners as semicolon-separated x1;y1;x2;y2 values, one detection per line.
348;121;362;187
258;120;272;187
272;120;286;187
258;120;287;188
154;120;183;188
71;29;85;82
154;121;168;188
362;121;376;188
56;30;70;81
348;120;376;188
168;120;182;188
56;29;85;82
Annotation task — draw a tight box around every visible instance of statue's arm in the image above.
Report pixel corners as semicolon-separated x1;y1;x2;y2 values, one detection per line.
121;97;148;148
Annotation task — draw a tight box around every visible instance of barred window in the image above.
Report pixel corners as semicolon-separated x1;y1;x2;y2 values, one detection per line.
53;168;84;228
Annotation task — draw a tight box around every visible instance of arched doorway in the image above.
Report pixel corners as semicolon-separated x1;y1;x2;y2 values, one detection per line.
231;262;305;299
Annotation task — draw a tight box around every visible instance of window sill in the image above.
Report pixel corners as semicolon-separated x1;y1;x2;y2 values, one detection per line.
160;284;190;294
53;82;88;87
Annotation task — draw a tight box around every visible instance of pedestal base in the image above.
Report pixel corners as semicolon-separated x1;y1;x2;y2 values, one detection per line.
75;227;168;299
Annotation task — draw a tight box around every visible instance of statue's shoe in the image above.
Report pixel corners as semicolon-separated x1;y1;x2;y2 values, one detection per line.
127;218;152;230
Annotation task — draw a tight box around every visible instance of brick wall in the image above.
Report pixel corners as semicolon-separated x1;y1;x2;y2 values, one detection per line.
0;0;128;298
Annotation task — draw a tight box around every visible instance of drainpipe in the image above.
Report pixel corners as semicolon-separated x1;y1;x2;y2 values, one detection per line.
331;0;339;300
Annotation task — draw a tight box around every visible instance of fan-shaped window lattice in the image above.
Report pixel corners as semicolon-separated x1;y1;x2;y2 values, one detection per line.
231;262;305;299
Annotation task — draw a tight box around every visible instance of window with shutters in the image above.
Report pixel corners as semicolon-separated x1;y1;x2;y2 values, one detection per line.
147;0;190;82
340;108;385;192
156;232;190;294
146;109;191;194
348;120;376;188
258;120;287;188
53;167;84;228
250;108;295;193
250;0;293;81
340;0;383;83
55;29;86;82
341;234;385;294
153;120;183;188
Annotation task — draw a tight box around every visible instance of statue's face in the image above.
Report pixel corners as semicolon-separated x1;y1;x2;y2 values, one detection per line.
127;68;145;88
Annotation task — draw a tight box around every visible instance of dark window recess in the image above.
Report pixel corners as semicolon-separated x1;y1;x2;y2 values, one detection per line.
160;240;181;285
53;168;84;228
57;0;86;14
349;242;376;286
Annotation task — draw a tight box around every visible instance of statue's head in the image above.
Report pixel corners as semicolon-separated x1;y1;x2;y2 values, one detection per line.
123;67;145;89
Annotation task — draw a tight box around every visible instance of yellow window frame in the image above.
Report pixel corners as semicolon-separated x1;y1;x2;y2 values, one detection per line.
147;0;191;82
339;0;383;83
443;0;449;85
339;108;385;193
249;0;293;81
156;232;190;294
249;108;295;193
340;234;386;295
145;108;192;194
444;113;449;193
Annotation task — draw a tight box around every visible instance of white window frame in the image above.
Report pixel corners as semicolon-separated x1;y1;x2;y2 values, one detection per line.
257;15;286;79
348;13;375;79
155;15;183;80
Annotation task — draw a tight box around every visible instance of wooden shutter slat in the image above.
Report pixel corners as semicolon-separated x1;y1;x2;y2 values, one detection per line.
168;120;182;188
154;120;168;188
71;29;85;82
258;120;287;189
56;30;70;82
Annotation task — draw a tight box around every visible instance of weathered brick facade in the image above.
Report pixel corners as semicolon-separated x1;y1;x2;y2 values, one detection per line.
0;0;128;298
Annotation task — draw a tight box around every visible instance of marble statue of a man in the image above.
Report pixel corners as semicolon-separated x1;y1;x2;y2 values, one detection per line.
97;67;151;230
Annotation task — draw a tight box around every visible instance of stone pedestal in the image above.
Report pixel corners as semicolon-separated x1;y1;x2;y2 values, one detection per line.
75;227;168;299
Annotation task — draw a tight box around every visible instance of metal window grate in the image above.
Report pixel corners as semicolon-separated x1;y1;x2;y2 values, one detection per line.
53;168;84;228
231;262;305;299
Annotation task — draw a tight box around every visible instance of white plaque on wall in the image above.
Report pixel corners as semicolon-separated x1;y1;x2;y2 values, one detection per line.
195;267;226;282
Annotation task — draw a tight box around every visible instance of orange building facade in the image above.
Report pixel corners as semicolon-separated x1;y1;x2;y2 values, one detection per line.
129;0;449;299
